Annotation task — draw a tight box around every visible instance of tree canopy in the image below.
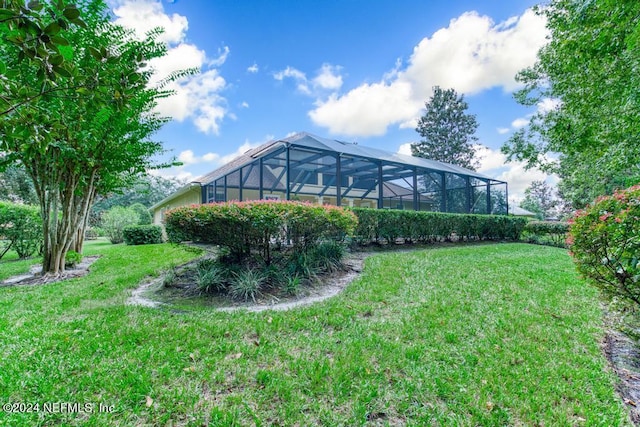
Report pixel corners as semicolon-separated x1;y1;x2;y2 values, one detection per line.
502;0;640;208
519;180;558;220
412;86;480;171
0;0;186;274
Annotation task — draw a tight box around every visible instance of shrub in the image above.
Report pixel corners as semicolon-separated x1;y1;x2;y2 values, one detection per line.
84;228;98;240
102;206;140;244
65;251;83;268
522;221;570;248
349;208;526;244
568;185;640;305
164;201;357;262
0;201;42;259
123;225;163;245
307;241;345;272
129;203;152;225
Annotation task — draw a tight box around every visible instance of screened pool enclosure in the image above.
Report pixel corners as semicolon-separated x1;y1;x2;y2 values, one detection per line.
193;132;508;214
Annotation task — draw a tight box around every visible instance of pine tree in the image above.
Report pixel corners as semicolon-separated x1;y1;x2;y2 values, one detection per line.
411;86;480;170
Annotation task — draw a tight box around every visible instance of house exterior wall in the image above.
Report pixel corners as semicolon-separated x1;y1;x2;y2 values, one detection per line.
152;187;201;225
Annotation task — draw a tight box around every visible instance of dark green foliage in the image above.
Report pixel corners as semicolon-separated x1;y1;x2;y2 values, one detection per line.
350;208;526;244
412;86;480;170
522;221;569;248
306;241;345;273
0;164;37;205
91;175;182;220
122;225;163;246
164;201;357;262
502;1;640;208
129;203;152;225
164;201;356;299
0;201;42;259
568;185;640;306
195;259;227;293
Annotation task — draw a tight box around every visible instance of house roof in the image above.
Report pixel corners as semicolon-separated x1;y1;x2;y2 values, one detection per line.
195;132;501;185
151;132;503;211
510;206;538;217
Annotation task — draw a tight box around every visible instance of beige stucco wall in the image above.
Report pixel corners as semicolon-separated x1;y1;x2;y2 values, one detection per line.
152;186;201;225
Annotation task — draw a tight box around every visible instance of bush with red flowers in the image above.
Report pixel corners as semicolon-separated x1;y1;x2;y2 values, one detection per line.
568;185;640;304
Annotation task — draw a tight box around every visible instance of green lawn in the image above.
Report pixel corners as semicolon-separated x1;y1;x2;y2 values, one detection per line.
0;242;630;426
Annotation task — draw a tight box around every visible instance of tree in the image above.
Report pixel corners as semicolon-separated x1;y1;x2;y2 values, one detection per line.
0;164;37;204
501;0;640;208
519;181;557;220
0;0;85;116
412;86;480;170
102;206;139;244
91;175;183;213
0;0;187;274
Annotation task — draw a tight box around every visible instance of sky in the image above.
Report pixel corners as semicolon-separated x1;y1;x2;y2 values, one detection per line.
107;0;553;202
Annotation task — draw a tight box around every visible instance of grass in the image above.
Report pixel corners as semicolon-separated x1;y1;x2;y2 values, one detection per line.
0;242;631;426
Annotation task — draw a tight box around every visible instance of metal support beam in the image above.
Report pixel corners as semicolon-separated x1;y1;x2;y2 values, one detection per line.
318;176;336;197
201;185;207;204
486;181;491;214
238;167;243;201
259;157;264;199
336;154;342;207
440;173;446;212
285;145;291;200
378;162;384;209
505;184;509;215
223;175;227;202
270;167;287;192
413;169;418;211
465;176;471;213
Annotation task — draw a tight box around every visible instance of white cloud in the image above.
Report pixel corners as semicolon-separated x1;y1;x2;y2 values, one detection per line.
247;63;259;73
309;9;548;137
474;145;554;201
274;66;310;94
241;101;249;108
157;135;274;182
397;143;413;156
202;153;220;162
310;80;418;136
497;127;510;134
511;117;529;129
111;0;187;45
177;149;220;165
111;0;230;135
275;63;345;96
475;145;507;173
312;64;343;91
536;97;561;114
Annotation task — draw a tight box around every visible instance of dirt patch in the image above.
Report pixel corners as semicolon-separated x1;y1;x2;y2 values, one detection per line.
0;256;101;287
127;251;372;312
604;328;640;424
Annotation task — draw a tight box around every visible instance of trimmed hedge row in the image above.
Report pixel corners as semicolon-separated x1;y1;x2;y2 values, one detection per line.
123;225;163;245
164;201;357;262
522;220;570;248
350;208;526;244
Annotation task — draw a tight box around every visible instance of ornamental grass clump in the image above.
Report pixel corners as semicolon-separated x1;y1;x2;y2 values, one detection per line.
568;184;640;305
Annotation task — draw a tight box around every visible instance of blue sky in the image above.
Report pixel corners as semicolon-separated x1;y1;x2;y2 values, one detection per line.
108;0;552;201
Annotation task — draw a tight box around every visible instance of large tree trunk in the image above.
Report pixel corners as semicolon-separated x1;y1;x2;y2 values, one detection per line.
31;158;98;276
